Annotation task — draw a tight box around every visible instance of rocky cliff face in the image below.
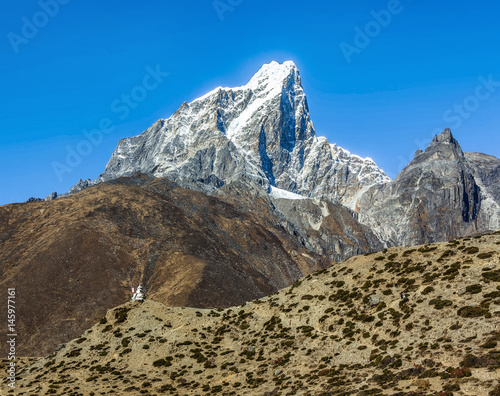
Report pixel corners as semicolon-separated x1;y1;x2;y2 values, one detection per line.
465;151;500;232
358;129;499;246
93;61;390;208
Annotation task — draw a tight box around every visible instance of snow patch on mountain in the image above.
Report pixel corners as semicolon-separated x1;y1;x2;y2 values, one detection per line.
270;186;306;200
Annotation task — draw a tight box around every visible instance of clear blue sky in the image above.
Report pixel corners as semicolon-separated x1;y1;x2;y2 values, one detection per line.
1;0;500;205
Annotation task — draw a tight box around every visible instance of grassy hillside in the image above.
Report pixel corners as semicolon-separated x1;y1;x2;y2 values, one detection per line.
6;232;500;395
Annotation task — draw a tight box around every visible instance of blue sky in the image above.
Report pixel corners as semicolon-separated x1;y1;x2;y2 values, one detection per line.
1;0;500;205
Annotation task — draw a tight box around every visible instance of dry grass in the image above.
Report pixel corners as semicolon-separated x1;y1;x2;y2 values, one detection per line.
8;231;500;395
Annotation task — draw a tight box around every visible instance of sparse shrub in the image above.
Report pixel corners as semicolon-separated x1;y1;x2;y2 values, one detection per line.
421;286;434;295
482;270;500;282
484;291;500;298
120;348;132;356
291;279;302;289
65;348;82;358
439;250;455;260
465;284;482;294
450;368;471;378
419;245;437;253
362;281;372;289
443;383;460;391
152;358;172;367
457;306;489;318
489;384;500;396
449;322;462;330
114;307;131;324
465;246;479;254
429;298;452;310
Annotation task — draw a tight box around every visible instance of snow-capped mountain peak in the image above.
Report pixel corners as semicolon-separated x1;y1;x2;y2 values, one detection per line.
192;60;299;104
90;61;389;209
246;60;300;91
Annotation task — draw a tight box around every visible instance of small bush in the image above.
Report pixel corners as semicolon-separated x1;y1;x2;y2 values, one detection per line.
450;368;471;378
464;246;479;254
482;270;500;282
457;306;489;318
429;298;452;310
421;286;434;295
419;246;437;253
152;358;172;367
465;284;482;294
114;307;131;324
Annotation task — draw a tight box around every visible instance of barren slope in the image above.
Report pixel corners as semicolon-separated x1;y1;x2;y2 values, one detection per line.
10;232;500;395
0;175;337;357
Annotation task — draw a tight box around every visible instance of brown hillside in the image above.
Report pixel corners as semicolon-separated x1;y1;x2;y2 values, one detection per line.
1;175;340;357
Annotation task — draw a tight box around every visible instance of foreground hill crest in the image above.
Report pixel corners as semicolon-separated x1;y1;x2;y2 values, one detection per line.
12;232;500;395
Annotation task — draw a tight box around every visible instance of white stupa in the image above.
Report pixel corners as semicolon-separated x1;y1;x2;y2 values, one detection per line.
131;285;145;302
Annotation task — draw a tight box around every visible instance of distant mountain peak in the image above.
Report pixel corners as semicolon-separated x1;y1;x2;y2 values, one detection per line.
430;127;459;145
246;60;301;90
192;60;300;104
425;127;463;158
71;61;390;209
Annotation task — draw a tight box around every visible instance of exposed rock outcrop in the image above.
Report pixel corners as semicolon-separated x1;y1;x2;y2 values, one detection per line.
357;129;495;245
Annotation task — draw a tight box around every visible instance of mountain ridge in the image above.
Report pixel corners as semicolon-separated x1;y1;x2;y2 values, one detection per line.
63;61;500;248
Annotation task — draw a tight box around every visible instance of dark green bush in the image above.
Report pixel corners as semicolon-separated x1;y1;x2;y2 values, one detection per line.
114;307;131;324
421;286;434;295
464;246;479;254
457;306;489;318
429;298;452;309
465;284;482;294
482;270;500;282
